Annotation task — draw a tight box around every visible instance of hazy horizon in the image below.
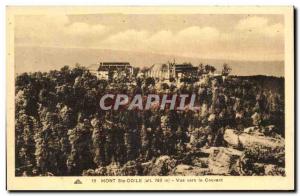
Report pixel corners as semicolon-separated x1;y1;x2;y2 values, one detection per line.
15;46;284;77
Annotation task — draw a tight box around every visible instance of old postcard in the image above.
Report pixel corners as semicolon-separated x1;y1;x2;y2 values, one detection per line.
6;6;294;191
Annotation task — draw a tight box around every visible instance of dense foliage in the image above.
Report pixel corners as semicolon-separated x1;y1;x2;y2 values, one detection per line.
15;64;284;176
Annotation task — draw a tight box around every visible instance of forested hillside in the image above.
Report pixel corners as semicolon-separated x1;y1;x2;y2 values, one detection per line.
15;65;285;176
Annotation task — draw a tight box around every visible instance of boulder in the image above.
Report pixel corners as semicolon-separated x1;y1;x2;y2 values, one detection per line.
170;164;210;176
239;132;284;150
148;156;177;176
224;128;284;151
224;128;285;165
223;129;240;147
207;147;243;175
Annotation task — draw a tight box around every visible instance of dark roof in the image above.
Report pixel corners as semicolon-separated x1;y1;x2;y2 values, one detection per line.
174;64;194;68
100;62;130;65
98;62;132;71
174;64;197;71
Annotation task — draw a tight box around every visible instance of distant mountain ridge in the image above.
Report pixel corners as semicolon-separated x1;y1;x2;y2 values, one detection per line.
15;46;284;77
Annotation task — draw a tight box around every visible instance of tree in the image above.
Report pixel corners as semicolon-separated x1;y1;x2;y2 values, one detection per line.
14;60;285;176
133;67;140;77
222;64;232;76
145;77;155;87
204;64;216;74
198;63;205;75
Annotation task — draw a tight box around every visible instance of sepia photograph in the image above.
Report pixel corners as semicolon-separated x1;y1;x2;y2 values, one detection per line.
6;6;294;191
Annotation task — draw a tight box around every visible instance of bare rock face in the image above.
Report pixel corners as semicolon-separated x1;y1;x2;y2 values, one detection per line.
224;128;284;151
239;132;284;151
223;127;285;176
170;164;210;176
223;129;240;147
207;147;243;175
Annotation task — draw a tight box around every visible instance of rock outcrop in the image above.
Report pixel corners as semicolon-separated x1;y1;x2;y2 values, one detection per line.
170;164;210;176
224;128;284;151
147;156;177;176
207;147;243;175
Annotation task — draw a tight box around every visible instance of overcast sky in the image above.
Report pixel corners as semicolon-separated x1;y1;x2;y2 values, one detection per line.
15;14;284;61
